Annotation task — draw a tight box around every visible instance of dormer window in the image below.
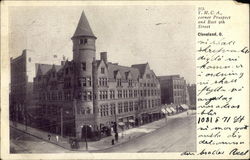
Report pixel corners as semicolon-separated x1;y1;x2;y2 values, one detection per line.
101;67;105;74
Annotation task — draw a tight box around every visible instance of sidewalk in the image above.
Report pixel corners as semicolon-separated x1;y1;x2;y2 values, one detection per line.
10;122;72;150
80;110;194;151
10;110;195;152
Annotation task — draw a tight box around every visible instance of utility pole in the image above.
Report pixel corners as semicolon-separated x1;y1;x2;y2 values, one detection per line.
60;107;63;137
85;125;88;151
24;103;27;131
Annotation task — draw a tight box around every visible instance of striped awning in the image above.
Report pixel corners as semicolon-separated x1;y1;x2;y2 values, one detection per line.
166;108;173;113
169;107;176;113
181;104;189;109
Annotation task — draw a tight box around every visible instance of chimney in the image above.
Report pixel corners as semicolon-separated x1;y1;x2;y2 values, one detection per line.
100;52;107;63
22;49;27;55
61;61;65;66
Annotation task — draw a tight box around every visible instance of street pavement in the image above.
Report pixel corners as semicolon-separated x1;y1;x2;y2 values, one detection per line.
99;113;196;152
10;128;72;153
10;110;196;153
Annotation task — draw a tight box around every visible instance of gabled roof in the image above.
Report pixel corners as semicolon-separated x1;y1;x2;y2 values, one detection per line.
107;63;139;80
131;63;148;77
36;63;62;76
72;11;96;38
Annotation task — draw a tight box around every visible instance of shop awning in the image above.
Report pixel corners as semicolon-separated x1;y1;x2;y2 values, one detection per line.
166;108;173;113
181;104;189;110
128;119;135;123
118;122;125;126
161;108;167;114
169;107;176;113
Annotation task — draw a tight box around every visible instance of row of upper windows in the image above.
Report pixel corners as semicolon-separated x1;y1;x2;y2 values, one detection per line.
139;99;161;110
39;88;160;102
99;104;116;117
39;90;93;101
118;101;138;114
99;89;138;100
174;91;185;96
99;78;108;87
99;101;139;116
140;82;158;87
173;85;185;89
139;89;160;97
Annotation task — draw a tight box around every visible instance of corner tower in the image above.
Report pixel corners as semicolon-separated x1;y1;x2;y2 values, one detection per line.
71;11;97;136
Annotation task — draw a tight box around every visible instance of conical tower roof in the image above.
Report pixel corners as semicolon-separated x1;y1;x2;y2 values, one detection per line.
72;11;96;38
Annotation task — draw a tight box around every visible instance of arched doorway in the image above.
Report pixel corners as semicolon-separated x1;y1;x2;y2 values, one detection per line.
81;125;92;139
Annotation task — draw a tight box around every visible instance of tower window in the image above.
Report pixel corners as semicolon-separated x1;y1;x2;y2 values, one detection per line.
84;39;88;44
82;62;86;71
79;39;88;44
79;39;83;44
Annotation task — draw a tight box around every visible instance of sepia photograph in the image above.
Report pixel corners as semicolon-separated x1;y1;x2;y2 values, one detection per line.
8;5;196;153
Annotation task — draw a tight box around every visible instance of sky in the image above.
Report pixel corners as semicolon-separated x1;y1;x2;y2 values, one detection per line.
9;5;196;84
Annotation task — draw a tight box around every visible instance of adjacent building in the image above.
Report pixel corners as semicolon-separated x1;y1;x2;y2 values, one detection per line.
10;49;40;123
187;84;196;109
32;11;162;139
158;75;187;105
9;49;64;124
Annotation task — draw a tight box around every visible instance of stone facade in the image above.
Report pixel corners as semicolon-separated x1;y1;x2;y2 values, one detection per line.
32;11;162;139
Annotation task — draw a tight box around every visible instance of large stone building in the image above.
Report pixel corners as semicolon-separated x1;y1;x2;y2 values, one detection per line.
32;11;162;139
158;75;187;106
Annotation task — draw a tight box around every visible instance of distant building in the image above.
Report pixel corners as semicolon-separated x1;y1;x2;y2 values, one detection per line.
9;48;65;124
158;75;187;105
187;84;196;108
32;11;162;139
10;49;37;123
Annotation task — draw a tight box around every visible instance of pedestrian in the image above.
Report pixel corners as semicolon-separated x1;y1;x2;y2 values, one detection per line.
56;135;59;142
48;134;51;141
